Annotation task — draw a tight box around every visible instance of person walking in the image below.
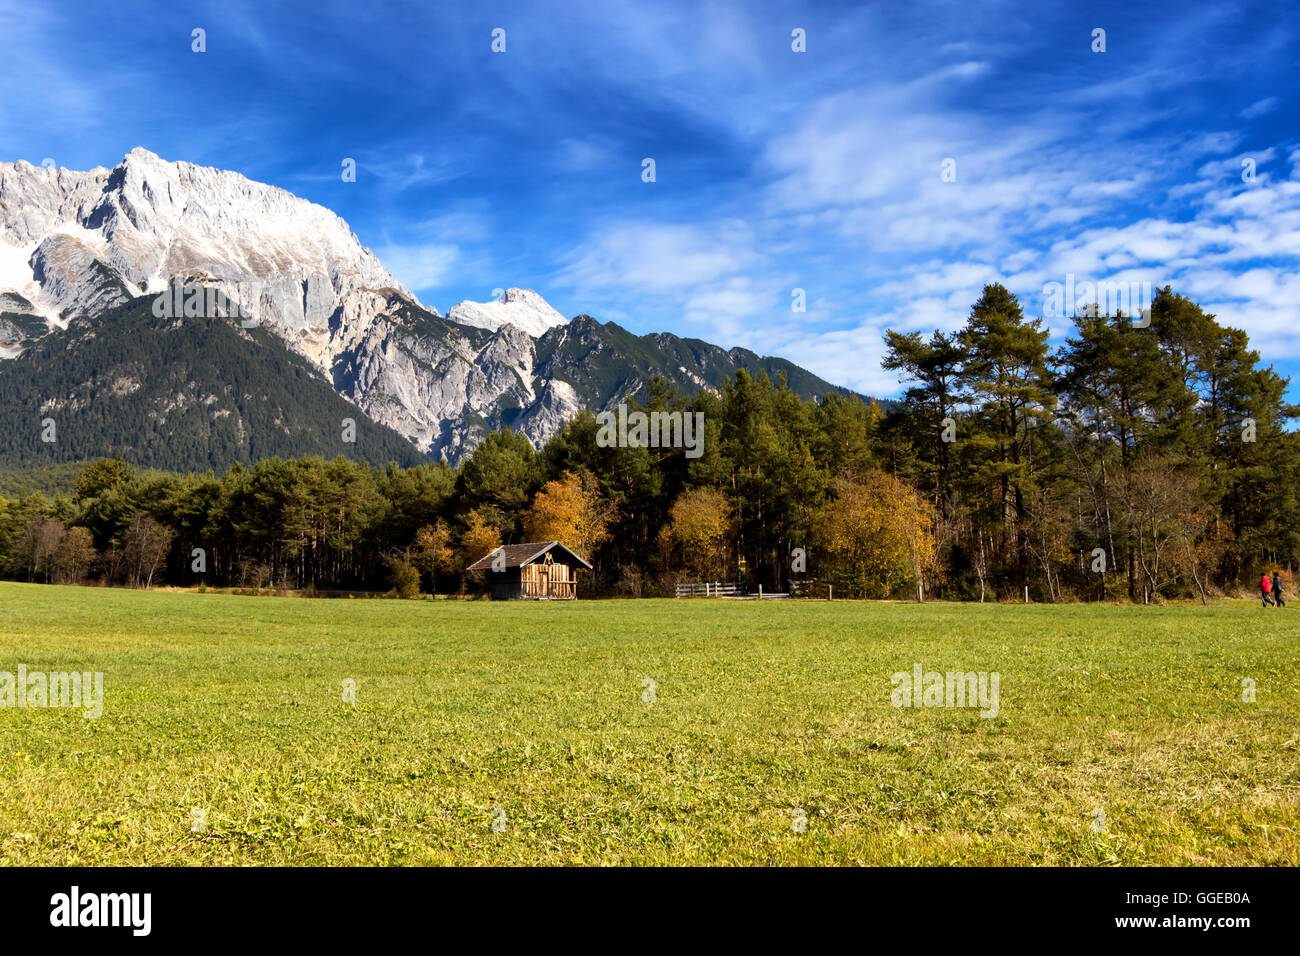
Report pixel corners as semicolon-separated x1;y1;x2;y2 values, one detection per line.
1261;572;1274;607
1272;572;1286;608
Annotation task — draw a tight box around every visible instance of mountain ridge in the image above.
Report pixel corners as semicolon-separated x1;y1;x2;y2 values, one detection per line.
0;149;868;467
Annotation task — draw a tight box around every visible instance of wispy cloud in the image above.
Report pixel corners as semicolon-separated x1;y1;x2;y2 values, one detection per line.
1241;96;1280;119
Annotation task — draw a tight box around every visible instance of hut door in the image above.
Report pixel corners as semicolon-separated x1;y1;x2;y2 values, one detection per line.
541;553;554;598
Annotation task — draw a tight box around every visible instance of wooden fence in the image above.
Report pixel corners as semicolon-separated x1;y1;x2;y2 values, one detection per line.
674;581;745;598
675;580;838;599
790;580;838;598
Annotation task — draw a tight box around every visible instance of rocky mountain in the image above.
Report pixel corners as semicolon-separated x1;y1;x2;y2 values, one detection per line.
0;148;404;328
0;149;860;467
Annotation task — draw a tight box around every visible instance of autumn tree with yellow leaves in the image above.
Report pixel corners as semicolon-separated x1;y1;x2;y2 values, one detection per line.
521;469;614;561
461;508;503;568
412;519;457;591
813;471;939;597
659;487;735;581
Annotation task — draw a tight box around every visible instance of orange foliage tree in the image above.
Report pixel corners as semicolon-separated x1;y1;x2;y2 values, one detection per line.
659;487;734;580
412;519;457;590
813;471;939;597
522;470;613;561
461;509;503;568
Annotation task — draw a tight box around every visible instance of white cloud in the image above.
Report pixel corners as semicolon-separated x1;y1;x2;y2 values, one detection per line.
374;243;459;292
1241;96;1280;119
557;222;760;296
556;138;611;172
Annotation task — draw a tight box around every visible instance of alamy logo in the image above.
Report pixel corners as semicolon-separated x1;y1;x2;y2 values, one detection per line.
595;403;705;459
1042;274;1157;326
152;277;257;326
50;886;151;936
891;663;1000;718
0;665;102;718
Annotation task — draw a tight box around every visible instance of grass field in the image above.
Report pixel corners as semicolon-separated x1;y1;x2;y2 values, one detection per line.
0;580;1296;865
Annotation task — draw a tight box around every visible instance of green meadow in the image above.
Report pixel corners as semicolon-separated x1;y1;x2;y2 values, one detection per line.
0;581;1295;865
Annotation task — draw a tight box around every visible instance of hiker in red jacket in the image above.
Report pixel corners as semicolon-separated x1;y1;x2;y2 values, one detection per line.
1261;572;1274;607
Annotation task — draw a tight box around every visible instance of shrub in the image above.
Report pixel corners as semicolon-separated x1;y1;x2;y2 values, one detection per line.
386;557;421;599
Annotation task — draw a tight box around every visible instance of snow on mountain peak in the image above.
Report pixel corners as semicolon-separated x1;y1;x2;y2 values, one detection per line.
0;147;415;329
446;287;568;337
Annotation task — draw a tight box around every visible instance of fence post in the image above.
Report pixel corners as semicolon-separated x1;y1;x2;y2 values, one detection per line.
758;584;763;600
1024;586;1029;603
828;584;833;601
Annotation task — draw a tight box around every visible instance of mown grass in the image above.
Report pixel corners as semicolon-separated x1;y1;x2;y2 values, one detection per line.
0;581;1296;865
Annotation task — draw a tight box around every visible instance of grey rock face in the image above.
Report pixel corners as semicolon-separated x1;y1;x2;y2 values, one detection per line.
29;235;130;319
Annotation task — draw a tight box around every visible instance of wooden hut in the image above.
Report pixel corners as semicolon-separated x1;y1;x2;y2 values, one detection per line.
466;541;592;600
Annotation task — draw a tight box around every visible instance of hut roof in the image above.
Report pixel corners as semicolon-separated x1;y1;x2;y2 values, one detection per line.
466;540;593;572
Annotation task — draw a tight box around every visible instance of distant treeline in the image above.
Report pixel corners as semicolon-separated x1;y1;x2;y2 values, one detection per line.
1;284;1295;601
0;461;82;498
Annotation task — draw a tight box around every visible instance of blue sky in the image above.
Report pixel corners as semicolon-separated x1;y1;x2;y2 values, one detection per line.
2;0;1297;398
